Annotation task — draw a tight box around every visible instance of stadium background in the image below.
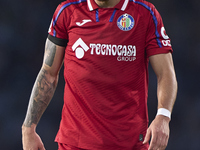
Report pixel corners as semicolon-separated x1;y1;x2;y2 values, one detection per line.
0;0;199;149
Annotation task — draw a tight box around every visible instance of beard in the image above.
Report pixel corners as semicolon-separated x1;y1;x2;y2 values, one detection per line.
97;0;109;1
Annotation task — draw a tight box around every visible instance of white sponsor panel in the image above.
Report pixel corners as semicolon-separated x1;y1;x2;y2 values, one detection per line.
162;40;171;46
72;38;136;61
161;27;171;47
161;27;169;40
90;44;136;56
48;19;53;33
72;38;89;59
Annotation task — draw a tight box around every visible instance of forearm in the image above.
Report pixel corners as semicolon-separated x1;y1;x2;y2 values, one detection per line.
23;67;58;128
143;70;177;148
157;71;177;112
149;53;178;113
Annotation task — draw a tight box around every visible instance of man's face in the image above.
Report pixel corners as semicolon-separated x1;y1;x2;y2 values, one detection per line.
96;0;109;2
95;0;118;8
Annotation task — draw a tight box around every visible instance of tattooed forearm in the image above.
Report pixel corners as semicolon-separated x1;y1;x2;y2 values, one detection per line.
45;40;56;67
23;68;57;127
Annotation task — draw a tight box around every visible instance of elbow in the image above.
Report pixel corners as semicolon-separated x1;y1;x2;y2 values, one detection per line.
39;67;59;88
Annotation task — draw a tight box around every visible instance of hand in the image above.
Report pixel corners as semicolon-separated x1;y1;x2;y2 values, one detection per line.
143;115;170;150
22;125;46;150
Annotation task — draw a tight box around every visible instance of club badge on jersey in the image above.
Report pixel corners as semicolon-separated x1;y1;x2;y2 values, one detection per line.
117;13;135;31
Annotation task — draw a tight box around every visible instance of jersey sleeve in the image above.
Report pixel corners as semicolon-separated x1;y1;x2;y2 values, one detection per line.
48;2;69;47
145;4;173;57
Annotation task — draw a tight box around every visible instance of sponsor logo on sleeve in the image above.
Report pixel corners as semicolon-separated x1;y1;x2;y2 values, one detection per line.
48;19;53;33
161;27;171;46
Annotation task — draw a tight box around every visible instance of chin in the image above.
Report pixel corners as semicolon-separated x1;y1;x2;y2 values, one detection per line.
97;0;109;1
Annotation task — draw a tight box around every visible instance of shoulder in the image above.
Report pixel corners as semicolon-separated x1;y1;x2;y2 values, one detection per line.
129;0;161;20
58;0;87;10
129;0;156;13
129;0;155;7
53;0;87;18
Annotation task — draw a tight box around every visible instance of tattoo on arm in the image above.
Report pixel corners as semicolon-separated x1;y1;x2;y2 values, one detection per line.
45;40;56;67
23;69;57;127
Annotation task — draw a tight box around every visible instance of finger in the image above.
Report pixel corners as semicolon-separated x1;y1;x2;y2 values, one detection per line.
159;136;166;150
39;146;46;150
38;144;46;150
143;129;151;144
39;147;46;150
160;133;169;150
159;129;169;150
148;130;159;150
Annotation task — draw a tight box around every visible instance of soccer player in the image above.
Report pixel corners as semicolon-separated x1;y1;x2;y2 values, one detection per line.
22;0;177;150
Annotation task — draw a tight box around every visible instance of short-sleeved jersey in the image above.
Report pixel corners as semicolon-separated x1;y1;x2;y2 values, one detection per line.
48;0;172;149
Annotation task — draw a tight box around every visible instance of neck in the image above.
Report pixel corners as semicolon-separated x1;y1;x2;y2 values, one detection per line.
94;0;121;8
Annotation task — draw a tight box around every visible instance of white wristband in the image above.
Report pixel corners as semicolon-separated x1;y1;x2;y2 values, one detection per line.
156;108;171;119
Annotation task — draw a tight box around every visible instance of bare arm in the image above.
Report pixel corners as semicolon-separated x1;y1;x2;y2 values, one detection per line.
150;53;177;112
143;53;177;150
22;39;65;150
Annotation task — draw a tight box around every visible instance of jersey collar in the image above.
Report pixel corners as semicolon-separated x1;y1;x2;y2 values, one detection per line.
87;0;129;11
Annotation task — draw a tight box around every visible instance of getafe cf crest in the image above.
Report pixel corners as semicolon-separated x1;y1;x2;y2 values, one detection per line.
117;14;134;31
